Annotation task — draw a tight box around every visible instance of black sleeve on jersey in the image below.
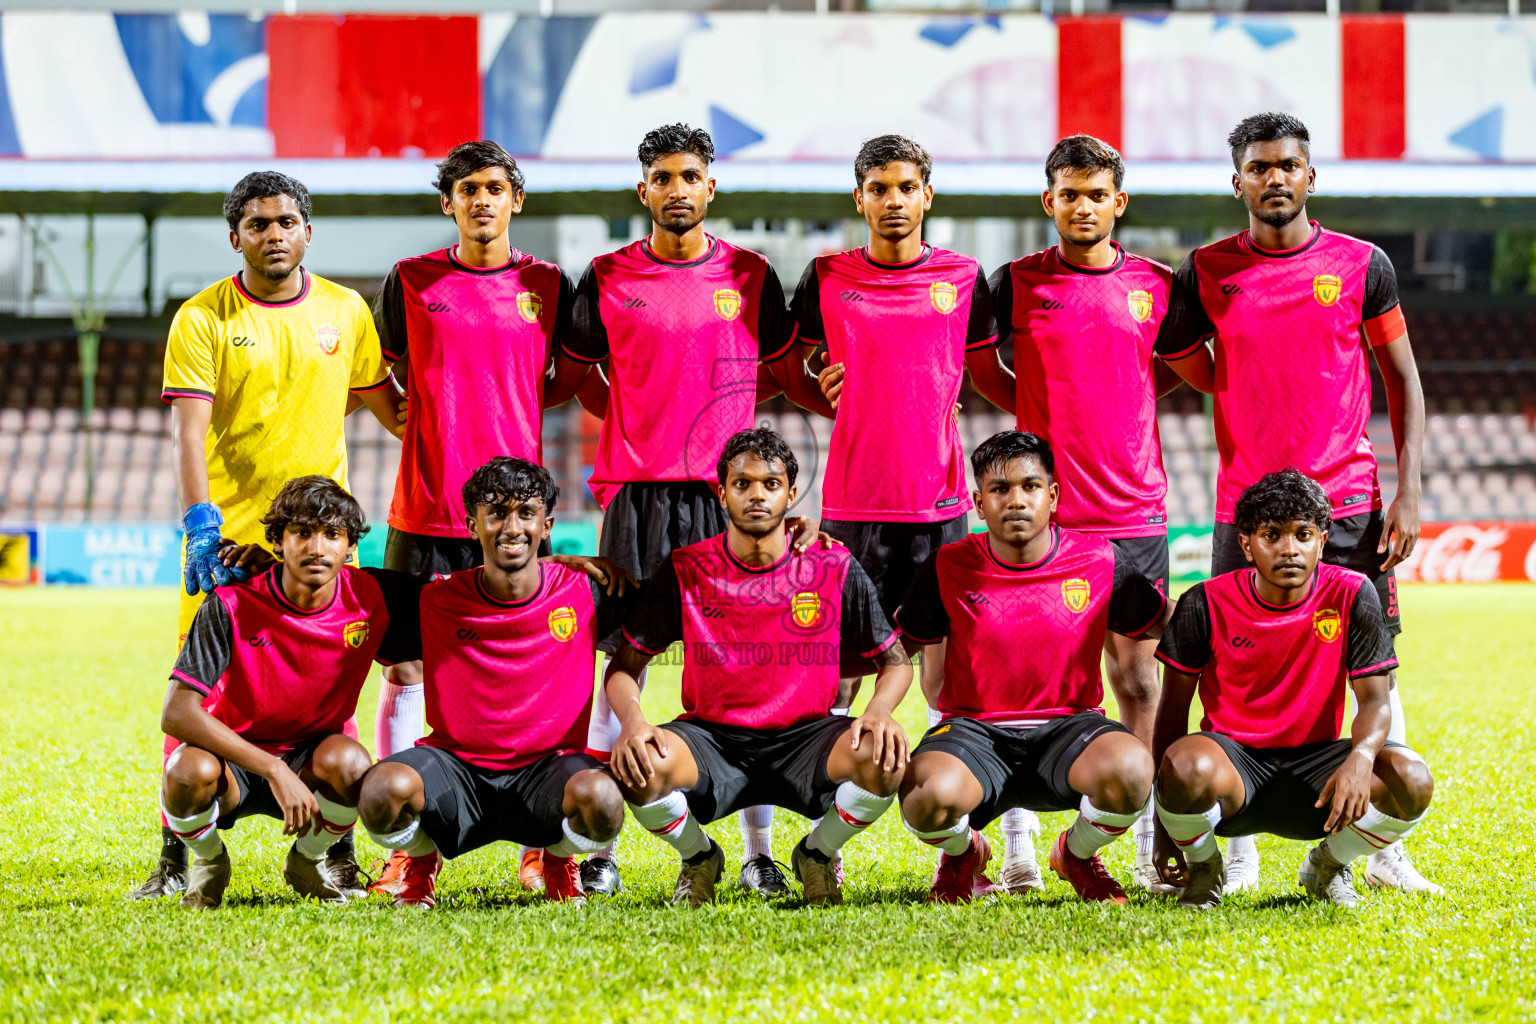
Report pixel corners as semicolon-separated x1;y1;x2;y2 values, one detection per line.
373;264;408;362
618;555;684;656
171;597;234;695
1153;253;1215;360
988;263;1014;348
1108;548;1168;638
363;568;425;665
757;263;796;362
840;558;897;659
553;270;577;354
788;260;825;344
1345;582;1399;678
563;262;607;364
966;265;1000;350
1362;246;1401;323
892;551;949;644
590;578;644;643
1155;581;1212;674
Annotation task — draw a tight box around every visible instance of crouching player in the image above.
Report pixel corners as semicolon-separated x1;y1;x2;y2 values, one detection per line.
358;458;630;907
1152;470;1434;909
605;428;913;906
159;477;419;908
896;432;1169;904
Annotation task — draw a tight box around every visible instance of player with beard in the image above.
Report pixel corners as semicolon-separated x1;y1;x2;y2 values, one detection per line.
1155;112;1435;894
132;172;402;902
559;125;832;898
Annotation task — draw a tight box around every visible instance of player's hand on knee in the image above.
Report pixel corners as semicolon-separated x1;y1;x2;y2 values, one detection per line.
1318;751;1374;833
850;709;908;773
263;760;319;835
612;724;669;790
816;362;844;410
1153;822;1189;887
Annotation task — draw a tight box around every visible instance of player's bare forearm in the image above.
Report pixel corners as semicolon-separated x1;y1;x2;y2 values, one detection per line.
965;347;1016;416
1347;673;1392;767
1151;668;1198;771
1152;358;1186;398
544;353;592;409
1163;344;1215;394
161;683;285;780
1317;673;1392;831
863;643;914;719
356;378;407;440
576;364;609;418
754;363;784;404
170;397;213;510
767;343;834;418
603;645;653;731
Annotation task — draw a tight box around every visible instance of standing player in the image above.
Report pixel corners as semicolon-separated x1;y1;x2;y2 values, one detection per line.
561;125;831;897
132;171;402;900
604;429;912;906
896;432;1168;904
359;458;630;907
1155;113;1435;894
985;136;1214;893
1152;471;1434;908
159;477;419;908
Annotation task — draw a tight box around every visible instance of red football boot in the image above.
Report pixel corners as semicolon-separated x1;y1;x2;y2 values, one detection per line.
1048;832;1127;905
393;851;444;909
928;830;992;905
369;849;410;897
519;847;546;892
542;853;586;904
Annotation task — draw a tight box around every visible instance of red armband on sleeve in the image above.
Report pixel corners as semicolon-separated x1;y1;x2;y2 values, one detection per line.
1363;305;1406;348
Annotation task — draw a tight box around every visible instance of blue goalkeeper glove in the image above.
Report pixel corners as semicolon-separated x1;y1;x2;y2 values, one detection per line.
181;502;233;596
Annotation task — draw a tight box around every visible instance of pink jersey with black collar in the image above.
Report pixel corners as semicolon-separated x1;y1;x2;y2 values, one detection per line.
418;563;629;770
991;244;1171;536
895;527;1165;722
375;247;574;537
1155;562;1398;748
620;533;897;730
1155;224;1404;523
563;237;794;509
791;245;998;522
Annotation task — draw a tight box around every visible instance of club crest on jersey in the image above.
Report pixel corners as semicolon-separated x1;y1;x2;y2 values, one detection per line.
315;324;341;355
930;282;958;314
343;621;369;649
548;606;578;642
713;288;744;321
1127;290;1154;323
1313;275;1343;307
789;591;823;630
517;291;543;324
1061;578;1091;613
1313;608;1342;643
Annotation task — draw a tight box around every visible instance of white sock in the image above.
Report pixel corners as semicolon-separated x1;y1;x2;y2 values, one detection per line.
1322;803;1423;865
374;681;425;760
739;804;774;860
546;818;610;859
1064;796;1142;860
628;791;710;861
1227;833;1259;862
906;814;973;857
829;707;851;717
292;792;358;860
927;707;943;729
1154;797;1222;864
368;816;437;859
1134;802;1156;859
1387;685;1408;746
1001;807;1040;859
807;782;892;857
163;802;224;861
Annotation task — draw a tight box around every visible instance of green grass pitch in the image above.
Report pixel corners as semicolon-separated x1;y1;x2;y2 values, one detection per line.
2;584;1533;1022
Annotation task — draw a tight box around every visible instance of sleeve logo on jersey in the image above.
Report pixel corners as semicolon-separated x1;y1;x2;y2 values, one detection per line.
713;288;744;321
1312;608;1342;642
788;591;824;631
1313;275;1343;306
548;606;578;642
1061;578;1091;613
315;324;341;355
343;621;370;648
517;291;543;324
930;282;958;314
1127;290;1154;323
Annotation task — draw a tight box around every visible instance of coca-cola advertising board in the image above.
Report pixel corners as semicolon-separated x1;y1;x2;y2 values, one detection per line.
1398;522;1536;584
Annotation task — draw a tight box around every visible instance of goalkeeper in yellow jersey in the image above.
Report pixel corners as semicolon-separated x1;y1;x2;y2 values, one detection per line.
128;171;404;901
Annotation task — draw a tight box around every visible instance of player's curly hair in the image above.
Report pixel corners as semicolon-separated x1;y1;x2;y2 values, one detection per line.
1233;469;1332;535
717;427;798;488
223;171;312;231
638;124;714;169
854;135;932;187
462;456;559;516
434;140;525;197
1228;111;1311;170
970;430;1055;485
262;475;368;550
1046;134;1125;190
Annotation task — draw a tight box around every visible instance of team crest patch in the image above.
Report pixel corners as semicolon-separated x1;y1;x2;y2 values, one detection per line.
343;621;369;649
1313;274;1342;306
315;324;341;355
1313;608;1342;643
517;291;543;324
930;282;958;314
1127;290;1154;323
713;288;743;321
548;606;578;642
1061;578;1091;613
790;591;823;629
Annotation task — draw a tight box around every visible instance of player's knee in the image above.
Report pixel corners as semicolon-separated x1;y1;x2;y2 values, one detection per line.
1156;741;1218;811
387;660;424;687
1378;749;1434;820
1092;745;1155;814
566;771;624;841
311;736;372;792
900;770;968;831
358;763;415;831
1109;669;1159;711
161;746;222;810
